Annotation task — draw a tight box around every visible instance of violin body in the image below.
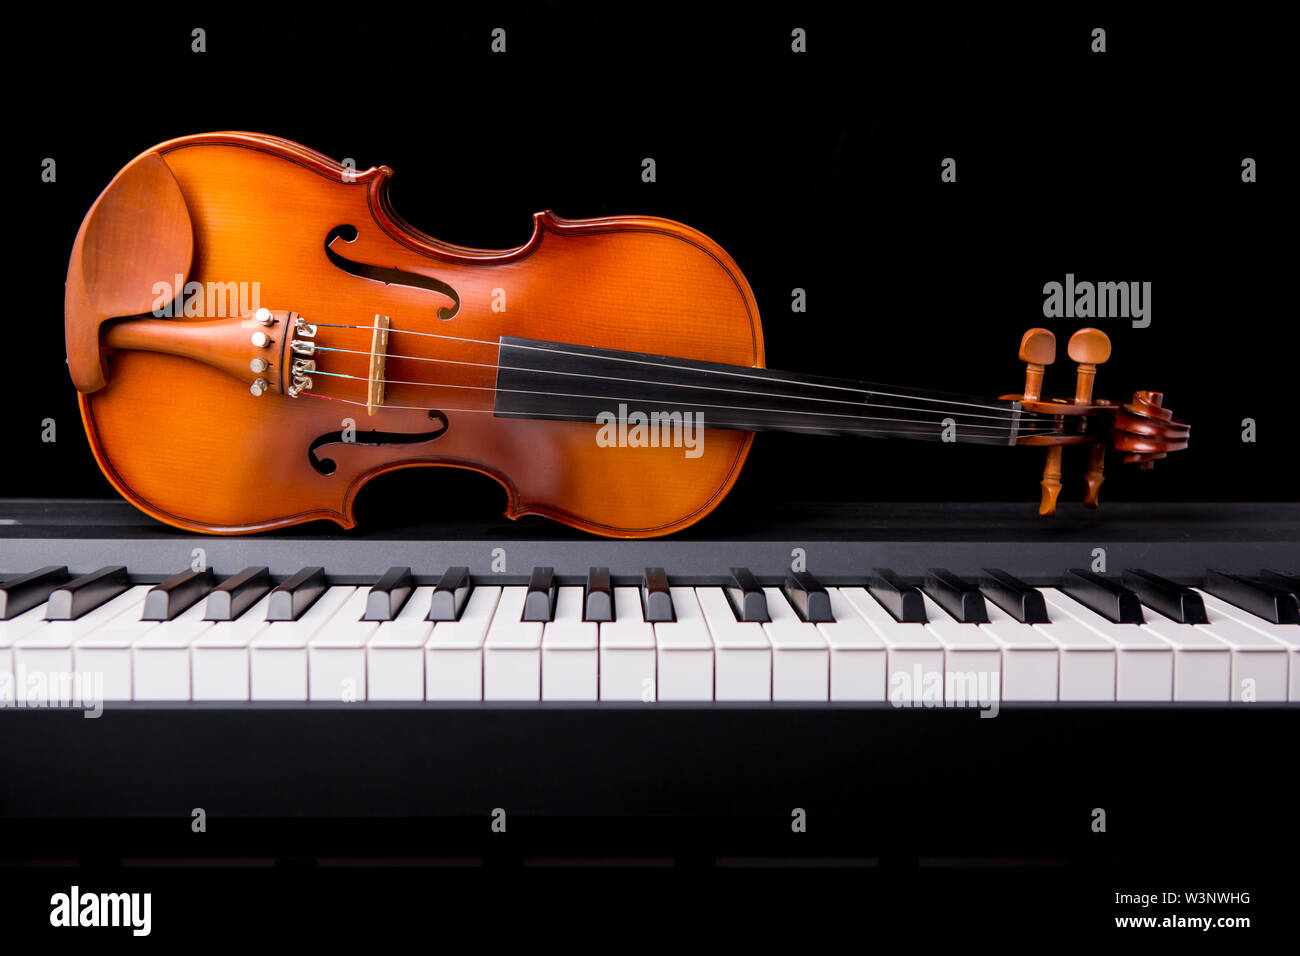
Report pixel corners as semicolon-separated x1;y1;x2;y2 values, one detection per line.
66;133;1188;536
68;133;762;536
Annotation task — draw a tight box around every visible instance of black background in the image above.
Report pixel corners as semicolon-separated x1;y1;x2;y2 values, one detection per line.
11;5;1293;529
2;6;1294;942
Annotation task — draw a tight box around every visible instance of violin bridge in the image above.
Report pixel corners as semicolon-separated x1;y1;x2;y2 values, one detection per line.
367;313;391;416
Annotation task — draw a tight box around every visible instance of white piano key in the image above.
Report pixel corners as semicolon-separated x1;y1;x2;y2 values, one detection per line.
1042;590;1175;701
1140;604;1284;703
1163;641;1230;703
543;586;598;701
0;604;52;703
980;601;1059;701
695;587;770;701
654;587;714;701
763;587;828;702
1031;588;1115;701
839;587;942;706
651;586;712;701
191;595;272;701
600;587;656;701
13;586;149;705
132;600;215;700
920;594;1001;707
1192;589;1297;701
250;586;355;700
367;586;433;701
309;588;380;701
483;587;542;701
74;603;157;701
426;585;500;701
819;589;886;701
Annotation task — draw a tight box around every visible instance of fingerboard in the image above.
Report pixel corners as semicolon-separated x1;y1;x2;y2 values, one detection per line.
492;336;1033;445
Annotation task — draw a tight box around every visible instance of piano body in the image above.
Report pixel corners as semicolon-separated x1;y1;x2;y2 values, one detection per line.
1;499;1295;864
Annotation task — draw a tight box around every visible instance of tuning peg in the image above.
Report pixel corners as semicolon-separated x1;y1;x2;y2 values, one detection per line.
1017;328;1056;402
1038;445;1063;516
1082;444;1106;507
1067;328;1111;404
1014;328;1063;515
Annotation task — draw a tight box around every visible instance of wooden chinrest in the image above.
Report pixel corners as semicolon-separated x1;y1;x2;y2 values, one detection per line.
65;151;194;392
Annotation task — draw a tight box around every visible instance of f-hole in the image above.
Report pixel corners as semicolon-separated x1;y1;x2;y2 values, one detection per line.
309;410;450;476
325;225;461;320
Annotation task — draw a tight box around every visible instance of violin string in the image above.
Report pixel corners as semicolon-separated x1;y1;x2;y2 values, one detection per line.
307;322;1034;417
301;366;1062;433
300;391;1055;439
305;344;1047;426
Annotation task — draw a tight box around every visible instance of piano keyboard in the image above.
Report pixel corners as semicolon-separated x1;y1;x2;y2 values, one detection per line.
2;564;1297;704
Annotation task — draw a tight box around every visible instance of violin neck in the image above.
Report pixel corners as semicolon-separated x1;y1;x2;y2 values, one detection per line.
492;337;1035;446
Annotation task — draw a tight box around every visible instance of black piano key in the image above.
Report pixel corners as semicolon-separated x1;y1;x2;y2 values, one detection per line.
0;565;69;620
1260;569;1300;602
427;566;472;622
584;567;614;623
867;569;926;623
363;566;414;622
1062;569;1145;624
266;567;327;622
45;565;129;621
205;566;271;621
522;567;557;622
924;568;989;623
142;567;216;621
726;567;769;623
1204;569;1300;625
1122;569;1207;625
641;567;675;623
979;568;1049;624
783;571;832;623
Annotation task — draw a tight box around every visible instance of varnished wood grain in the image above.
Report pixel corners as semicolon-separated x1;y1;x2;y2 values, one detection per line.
69;133;763;536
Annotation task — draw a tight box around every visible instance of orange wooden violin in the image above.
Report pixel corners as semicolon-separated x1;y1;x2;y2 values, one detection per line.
65;133;1190;537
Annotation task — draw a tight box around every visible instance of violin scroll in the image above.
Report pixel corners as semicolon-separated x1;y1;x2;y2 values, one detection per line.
1113;391;1191;467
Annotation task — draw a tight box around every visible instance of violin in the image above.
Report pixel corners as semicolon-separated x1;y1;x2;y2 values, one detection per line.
64;133;1190;537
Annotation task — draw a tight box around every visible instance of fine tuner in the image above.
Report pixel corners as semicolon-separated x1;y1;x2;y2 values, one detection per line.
63;132;1190;536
